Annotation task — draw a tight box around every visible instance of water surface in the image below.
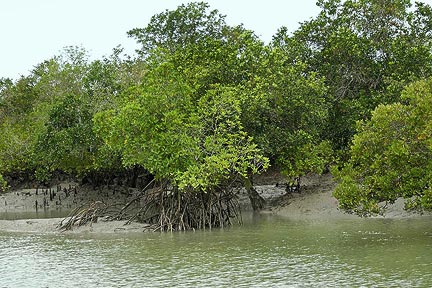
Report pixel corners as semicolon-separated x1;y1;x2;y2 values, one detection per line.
1;214;431;287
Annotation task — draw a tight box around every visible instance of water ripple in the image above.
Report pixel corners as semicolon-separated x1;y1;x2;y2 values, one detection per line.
0;217;431;287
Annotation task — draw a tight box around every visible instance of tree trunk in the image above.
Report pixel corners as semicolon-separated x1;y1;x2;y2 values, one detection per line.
243;176;265;211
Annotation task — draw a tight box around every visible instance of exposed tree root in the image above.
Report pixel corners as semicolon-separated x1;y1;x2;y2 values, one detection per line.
57;201;107;231
58;181;242;232
114;187;242;232
243;176;266;211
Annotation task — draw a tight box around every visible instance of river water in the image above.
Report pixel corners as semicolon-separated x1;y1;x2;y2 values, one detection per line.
0;214;431;287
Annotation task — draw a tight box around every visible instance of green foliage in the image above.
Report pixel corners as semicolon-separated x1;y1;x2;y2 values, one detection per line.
0;46;135;185
275;0;432;150
0;119;38;174
241;53;331;176
176;85;268;191
0;2;338;191
0;173;7;193
334;78;432;215
34;93;96;177
169;26;266;96
289;141;334;177
128;2;226;55
124;3;329;181
0;76;39;120
94;60;268;192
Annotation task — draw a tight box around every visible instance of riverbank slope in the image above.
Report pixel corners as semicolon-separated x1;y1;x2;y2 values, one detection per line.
0;173;430;233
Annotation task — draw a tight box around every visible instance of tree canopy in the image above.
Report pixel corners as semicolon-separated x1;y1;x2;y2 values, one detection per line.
333;78;432;215
273;0;432;151
1;1;432;227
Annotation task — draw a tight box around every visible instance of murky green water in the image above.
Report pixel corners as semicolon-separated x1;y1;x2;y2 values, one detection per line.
0;214;431;287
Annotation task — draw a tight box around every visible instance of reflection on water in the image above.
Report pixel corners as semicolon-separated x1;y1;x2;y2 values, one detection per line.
0;214;431;287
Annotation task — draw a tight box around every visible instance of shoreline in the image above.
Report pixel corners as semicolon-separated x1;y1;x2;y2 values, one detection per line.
0;217;149;234
1;173;430;234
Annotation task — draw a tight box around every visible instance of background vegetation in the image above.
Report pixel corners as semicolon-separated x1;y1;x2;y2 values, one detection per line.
1;0;431;223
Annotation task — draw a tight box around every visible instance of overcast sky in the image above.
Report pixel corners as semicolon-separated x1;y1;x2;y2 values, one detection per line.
1;0;431;80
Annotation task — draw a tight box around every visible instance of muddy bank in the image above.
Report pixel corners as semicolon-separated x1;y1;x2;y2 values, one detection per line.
0;182;138;214
0;182;147;233
0;217;149;234
262;173;431;219
0;173;430;234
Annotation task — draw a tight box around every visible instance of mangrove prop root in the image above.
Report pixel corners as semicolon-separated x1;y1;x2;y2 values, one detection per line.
108;179;159;222
57;201;107;231
108;185;242;231
144;189;242;232
57;185;242;232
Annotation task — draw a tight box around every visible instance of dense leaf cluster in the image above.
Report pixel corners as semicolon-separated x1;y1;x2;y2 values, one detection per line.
334;79;432;214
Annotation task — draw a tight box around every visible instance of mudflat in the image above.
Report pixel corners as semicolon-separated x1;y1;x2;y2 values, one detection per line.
0;173;429;234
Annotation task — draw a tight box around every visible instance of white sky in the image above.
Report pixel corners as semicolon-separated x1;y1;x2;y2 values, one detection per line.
1;0;431;80
0;0;321;79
